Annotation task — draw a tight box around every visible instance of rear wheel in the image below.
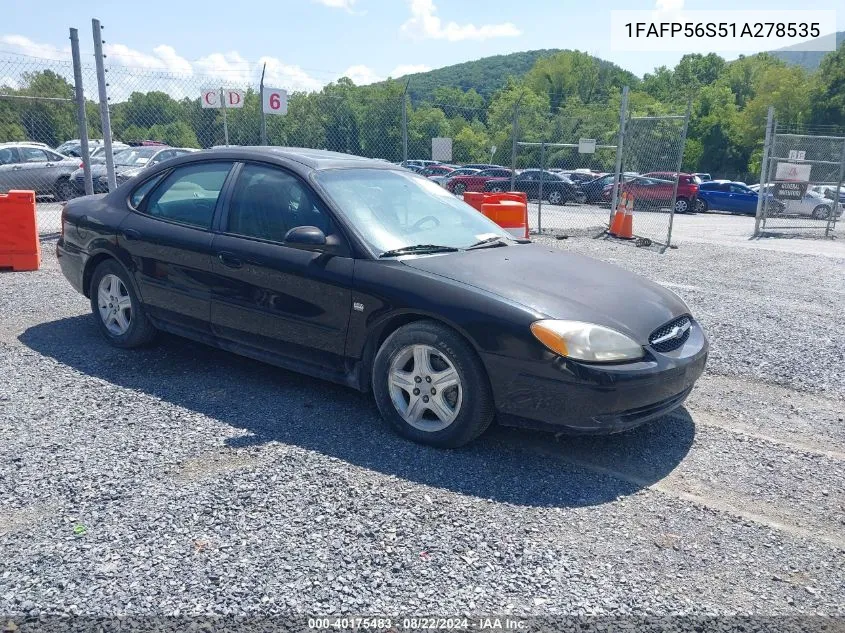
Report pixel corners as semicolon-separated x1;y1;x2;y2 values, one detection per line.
453;182;467;196
812;204;831;219
489;184;505;193
54;178;75;201
89;260;156;348
674;197;690;214
372;321;494;448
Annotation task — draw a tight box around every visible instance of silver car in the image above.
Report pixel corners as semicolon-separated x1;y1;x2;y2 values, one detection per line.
0;143;81;200
753;183;844;220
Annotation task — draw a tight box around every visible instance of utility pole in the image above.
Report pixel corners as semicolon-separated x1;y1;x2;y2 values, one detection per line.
92;18;116;191
70;27;93;195
510;91;525;190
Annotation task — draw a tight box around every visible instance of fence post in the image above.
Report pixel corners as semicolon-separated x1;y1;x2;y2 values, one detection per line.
70;27;93;196
510;93;523;191
663;97;692;252
538;142;545;233
221;87;229;146
827;139;845;237
92;18;116;191
259;62;267;146
401;78;410;162
608;86;629;228
753;106;775;237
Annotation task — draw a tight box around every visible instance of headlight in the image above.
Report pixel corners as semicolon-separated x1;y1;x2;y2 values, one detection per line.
530;320;643;362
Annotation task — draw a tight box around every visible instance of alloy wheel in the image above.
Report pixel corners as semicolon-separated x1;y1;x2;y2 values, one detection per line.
388;344;463;432
97;274;132;336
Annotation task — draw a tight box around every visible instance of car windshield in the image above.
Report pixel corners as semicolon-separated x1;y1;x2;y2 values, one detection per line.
315;168;513;254
113;147;159;166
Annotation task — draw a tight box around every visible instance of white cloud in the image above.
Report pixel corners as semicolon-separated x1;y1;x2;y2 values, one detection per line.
341;64;383;85
400;0;521;41
655;0;684;10
390;64;431;77
260;56;325;92
0;34;70;60
312;0;358;9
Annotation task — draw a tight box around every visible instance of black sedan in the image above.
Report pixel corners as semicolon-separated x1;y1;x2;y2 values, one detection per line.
57;148;707;448
484;170;587;205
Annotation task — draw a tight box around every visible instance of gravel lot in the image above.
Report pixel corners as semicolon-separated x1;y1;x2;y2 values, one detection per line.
1;236;844;626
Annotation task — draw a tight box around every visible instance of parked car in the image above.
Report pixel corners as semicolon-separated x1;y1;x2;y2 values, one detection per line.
431;167;479;186
461;163;500;170
560;171;602;185
56;139;104;157
56;147;708;448
419;164;455;178
72;146;196;194
809;184;845;205
601;174;699;214
0;142;81;200
751;184;844;219
696;181;784;215
484;169;586;205
445;167;514;195
400;159;439;169
635;172;701;213
581;174;635;204
88;142;131;163
694;172;712;182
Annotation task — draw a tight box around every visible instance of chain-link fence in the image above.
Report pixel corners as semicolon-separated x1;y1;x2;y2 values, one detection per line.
756;117;845;237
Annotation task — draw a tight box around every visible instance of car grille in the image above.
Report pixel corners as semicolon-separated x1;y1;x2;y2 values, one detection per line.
649;315;692;352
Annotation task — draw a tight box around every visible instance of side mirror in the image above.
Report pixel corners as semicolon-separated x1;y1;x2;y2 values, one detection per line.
284;225;327;249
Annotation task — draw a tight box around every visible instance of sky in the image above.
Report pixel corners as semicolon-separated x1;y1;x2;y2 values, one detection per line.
1;0;843;96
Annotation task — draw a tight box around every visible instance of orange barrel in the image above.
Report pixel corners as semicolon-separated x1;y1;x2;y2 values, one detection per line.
0;190;40;271
480;198;529;239
462;191;486;212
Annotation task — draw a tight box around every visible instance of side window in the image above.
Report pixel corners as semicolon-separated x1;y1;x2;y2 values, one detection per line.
45;150;64;161
0;148;18;165
129;172;167;208
141;162;233;229
21;148;48;163
226;163;333;242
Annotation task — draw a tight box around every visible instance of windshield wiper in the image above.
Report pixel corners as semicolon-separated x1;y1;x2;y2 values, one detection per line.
379;244;461;258
466;236;510;250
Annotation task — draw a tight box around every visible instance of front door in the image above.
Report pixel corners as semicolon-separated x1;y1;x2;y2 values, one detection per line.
118;161;235;333
209;162;354;371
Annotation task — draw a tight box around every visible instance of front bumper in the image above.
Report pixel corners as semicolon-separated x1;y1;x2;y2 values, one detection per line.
485;321;708;434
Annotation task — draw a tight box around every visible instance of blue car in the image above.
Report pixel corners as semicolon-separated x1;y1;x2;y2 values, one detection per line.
696;181;783;215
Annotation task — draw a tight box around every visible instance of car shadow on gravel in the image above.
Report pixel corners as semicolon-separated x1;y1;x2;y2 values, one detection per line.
20;315;695;509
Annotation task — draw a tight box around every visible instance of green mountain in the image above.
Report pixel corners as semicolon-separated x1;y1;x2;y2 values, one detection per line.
390;49;638;104
769;31;845;70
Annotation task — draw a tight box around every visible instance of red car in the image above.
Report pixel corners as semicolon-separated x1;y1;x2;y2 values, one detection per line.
445;167;513;195
601;172;699;213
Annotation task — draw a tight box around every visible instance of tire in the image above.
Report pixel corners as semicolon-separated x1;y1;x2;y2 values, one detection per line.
54;178;75;201
695;198;708;213
89;259;156;348
812;205;831;220
453;182;467;196
546;190;563;205
674;197;690;214
489;185;504;193
372;321;495;448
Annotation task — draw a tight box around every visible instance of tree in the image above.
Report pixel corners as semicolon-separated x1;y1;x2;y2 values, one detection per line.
810;45;845;126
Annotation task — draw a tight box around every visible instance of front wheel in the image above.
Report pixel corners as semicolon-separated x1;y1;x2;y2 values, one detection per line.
453;182;467;196
547;190;563;205
695;198;708;213
89;260;156;348
489;185;505;193
372;321;494;448
54;178;75;201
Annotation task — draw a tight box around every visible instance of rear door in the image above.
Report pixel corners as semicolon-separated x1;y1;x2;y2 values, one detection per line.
0;147;22;191
16;147;55;194
118;160;235;333
209;162;354;371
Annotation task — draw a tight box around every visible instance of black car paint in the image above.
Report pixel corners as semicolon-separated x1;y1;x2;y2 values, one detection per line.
484;171;584;203
57;147;707;433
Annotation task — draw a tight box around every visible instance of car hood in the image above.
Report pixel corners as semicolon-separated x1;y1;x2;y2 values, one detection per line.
400;244;688;342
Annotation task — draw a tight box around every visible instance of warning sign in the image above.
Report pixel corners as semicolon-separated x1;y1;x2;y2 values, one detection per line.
773;182;807;201
775;162;811;182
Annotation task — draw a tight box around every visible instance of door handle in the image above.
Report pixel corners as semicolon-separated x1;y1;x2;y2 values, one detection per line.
11;165;22;170
217;252;243;269
122;228;142;241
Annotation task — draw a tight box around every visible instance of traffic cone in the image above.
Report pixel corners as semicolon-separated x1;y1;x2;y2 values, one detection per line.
609;192;628;236
617;193;635;239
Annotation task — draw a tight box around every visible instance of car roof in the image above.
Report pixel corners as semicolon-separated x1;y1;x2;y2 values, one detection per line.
195;146;399;171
